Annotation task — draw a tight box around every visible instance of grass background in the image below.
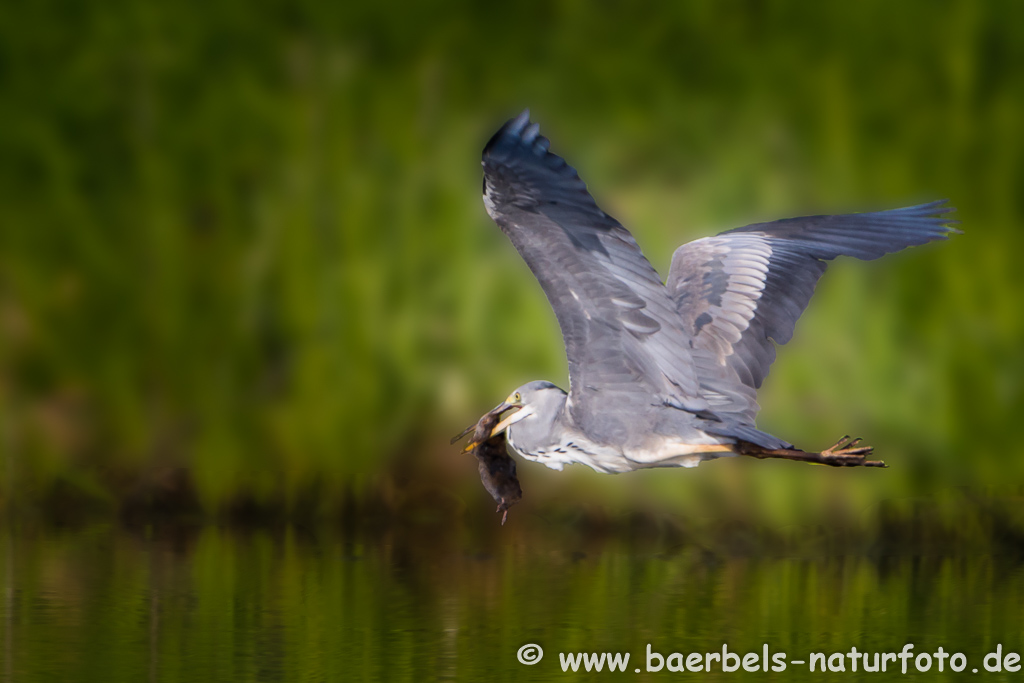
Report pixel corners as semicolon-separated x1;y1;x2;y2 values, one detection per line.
1;0;1022;535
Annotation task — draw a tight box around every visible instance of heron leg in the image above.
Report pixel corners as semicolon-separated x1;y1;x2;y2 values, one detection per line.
739;436;885;468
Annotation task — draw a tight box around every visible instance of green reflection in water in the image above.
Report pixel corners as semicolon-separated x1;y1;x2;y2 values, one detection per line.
2;525;1022;681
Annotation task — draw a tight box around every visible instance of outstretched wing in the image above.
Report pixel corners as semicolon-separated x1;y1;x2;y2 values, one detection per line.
667;201;959;420
482;111;708;433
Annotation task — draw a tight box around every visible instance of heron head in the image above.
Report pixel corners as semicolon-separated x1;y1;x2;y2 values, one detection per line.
453;381;566;452
489;380;564;438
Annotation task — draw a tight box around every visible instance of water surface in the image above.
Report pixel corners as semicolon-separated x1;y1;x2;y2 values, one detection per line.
2;523;1022;681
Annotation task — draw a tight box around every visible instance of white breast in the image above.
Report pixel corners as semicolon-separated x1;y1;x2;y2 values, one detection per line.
506;429;633;473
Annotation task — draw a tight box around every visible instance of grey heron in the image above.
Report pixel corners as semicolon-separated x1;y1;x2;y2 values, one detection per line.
457;110;958;479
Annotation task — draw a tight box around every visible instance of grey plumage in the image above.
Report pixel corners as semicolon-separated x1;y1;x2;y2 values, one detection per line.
666;201;957;420
469;110;958;476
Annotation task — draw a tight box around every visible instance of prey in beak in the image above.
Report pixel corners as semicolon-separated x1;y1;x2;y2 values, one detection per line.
451;395;527;525
451;394;533;452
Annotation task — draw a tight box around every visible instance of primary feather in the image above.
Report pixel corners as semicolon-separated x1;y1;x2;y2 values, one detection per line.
666;201;959;422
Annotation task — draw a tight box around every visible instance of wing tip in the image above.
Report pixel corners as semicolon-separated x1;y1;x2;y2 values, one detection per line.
913;199;963;236
484;109;534;155
898;199;960;224
929;199;964;235
482;109;570;171
509;108;530;134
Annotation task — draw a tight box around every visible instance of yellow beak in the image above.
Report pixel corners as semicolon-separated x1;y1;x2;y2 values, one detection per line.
457;400;534;453
489;404;534;437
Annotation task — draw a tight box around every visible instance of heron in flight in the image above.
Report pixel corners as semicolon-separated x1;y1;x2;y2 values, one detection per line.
457;110;958;480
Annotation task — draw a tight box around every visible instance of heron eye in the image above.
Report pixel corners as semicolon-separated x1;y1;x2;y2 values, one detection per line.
514;392;521;402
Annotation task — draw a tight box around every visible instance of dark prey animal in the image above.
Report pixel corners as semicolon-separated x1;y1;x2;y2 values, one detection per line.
452;405;522;524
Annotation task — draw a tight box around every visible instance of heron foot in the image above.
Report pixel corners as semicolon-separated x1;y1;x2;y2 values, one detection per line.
741;436;885;468
819;436;876;456
811;433;885;466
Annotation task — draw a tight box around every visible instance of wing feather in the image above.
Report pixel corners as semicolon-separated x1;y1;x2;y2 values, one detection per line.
667;201;959;421
482;111;708;435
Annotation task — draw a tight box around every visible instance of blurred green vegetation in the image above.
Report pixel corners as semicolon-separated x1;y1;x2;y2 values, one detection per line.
1;0;1022;527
